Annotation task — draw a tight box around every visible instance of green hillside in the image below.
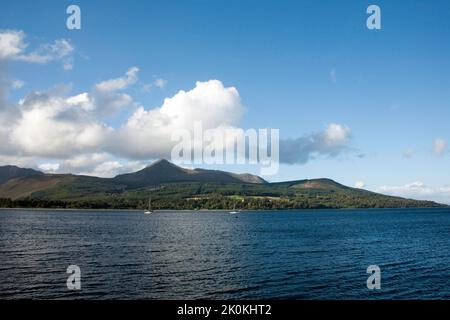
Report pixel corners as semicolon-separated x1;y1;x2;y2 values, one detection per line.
0;160;445;210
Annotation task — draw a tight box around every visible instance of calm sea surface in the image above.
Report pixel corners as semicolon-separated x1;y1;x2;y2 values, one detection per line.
0;208;449;299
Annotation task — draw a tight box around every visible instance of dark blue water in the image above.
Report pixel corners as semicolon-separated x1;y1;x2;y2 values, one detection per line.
0;208;449;299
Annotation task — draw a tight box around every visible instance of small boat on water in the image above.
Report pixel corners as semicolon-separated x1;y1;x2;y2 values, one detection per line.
144;196;153;215
229;202;239;215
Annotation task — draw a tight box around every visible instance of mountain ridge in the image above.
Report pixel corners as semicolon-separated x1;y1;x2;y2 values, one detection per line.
0;165;43;185
113;159;267;187
0;159;446;209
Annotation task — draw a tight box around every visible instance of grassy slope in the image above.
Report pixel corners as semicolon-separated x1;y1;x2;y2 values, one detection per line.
3;177;442;210
0;174;71;199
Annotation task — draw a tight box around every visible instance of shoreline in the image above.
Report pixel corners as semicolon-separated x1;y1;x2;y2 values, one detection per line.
1;207;449;212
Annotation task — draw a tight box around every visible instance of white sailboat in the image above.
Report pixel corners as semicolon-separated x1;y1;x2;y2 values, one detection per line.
144;196;153;214
229;202;239;215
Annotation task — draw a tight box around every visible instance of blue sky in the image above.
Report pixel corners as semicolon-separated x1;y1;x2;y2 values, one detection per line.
1;0;450;203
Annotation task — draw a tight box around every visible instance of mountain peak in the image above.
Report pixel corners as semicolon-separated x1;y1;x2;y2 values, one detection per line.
148;158;178;168
0;165;43;185
143;159;185;173
113;158;265;187
151;158;171;165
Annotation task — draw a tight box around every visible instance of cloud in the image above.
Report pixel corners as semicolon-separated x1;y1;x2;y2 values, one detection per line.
0;29;360;177
0;66;21;155
141;78;168;92
38;153;145;178
66;92;94;111
0;30;26;59
0;30;74;68
0;49;353;177
0;75;243;161
88;67;139;116
38;162;60;172
433;138;447;156
11;79;24;89
95;67;139;92
154;78;167;89
87;160;145;178
66;68;138;117
376;182;450;204
279;123;351;164
0;154;37;168
0;75;246;176
110;79;244;159
354;181;365;189
53;153;110;173
8;91;111;158
90;90;133;117
25;39;74;63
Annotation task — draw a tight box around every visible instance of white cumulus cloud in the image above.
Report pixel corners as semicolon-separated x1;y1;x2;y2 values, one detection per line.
66;68;139;117
95;67;139;92
0;30;74;68
0;45;355;177
39;153;146;178
109;79;244;159
38;162;60;173
8;91;111;158
279;123;351;164
354;181;365;189
377;182;450;204
0;74;247;176
0;30;26;59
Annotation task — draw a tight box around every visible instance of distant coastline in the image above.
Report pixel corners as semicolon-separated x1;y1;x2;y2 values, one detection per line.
0;160;446;211
1;206;448;212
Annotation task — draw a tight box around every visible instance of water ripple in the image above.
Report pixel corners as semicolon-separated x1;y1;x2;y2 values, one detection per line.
0;208;449;299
